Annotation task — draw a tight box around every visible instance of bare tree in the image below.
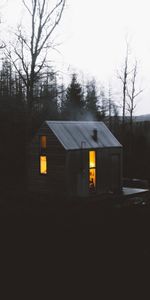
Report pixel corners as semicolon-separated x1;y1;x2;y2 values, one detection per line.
5;0;66;111
117;41;130;127
107;83;113;128
126;60;143;131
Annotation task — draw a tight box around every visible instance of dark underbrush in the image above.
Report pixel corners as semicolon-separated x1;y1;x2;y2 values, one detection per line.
1;186;150;292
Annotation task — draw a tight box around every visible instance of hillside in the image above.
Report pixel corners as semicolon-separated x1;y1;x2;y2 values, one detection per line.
117;114;150;122
134;114;150;122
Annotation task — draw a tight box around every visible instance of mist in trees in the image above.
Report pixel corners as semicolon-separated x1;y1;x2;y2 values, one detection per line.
85;79;99;120
0;57;118;132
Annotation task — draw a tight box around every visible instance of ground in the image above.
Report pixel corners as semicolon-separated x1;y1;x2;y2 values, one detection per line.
1;188;150;293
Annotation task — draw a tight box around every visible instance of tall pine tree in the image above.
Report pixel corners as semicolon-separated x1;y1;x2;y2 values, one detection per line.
62;73;84;120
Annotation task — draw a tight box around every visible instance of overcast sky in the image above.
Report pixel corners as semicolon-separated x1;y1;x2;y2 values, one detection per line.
1;0;150;115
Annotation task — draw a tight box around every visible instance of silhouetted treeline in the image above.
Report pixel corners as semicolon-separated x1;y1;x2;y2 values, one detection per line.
0;59;149;191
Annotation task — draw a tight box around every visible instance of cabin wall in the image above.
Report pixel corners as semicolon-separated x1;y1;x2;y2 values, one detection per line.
66;150;89;197
97;147;122;194
66;147;122;198
28;123;66;195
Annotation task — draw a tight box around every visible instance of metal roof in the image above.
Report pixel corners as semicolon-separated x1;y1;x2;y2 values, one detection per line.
45;121;122;150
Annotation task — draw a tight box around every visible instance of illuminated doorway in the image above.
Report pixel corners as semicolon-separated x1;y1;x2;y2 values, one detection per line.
89;150;96;192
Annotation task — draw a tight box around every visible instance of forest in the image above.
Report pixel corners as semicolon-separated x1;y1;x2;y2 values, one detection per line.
0;57;150;193
0;0;150;195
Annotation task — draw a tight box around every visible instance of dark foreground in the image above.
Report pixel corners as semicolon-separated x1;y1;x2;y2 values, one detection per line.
1;188;150;296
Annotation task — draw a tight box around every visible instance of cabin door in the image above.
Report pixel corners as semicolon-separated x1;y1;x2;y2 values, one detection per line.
111;154;120;192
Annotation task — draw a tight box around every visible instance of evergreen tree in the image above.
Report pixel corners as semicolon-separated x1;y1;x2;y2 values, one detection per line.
62;73;84;120
0;60;25;121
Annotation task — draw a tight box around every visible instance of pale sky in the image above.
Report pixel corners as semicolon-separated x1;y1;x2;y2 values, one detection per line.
1;0;150;115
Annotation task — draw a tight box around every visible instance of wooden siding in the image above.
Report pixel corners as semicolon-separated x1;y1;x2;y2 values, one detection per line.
96;147;122;194
66;150;89;197
95;147;122;195
28;123;66;195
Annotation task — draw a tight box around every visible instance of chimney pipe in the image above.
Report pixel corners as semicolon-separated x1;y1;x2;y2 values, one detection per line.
92;128;98;142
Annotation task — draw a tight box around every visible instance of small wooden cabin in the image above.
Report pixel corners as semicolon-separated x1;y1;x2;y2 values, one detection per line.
28;121;122;198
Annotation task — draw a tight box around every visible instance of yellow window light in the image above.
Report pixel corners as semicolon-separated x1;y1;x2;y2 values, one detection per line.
40;155;47;174
89;151;96;168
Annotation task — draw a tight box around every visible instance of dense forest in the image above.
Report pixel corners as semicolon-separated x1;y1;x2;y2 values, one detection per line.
0;57;150;193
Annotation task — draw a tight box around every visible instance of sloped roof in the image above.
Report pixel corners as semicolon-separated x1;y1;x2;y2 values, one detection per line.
45;121;122;150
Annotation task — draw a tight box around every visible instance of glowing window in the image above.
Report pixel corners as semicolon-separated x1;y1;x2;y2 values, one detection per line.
89;151;96;192
40;135;47;149
89;151;96;168
40;156;47;174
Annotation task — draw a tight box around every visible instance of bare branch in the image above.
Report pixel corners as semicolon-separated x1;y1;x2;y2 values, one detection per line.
5;48;27;87
37;0;66;54
22;0;32;15
134;89;143;99
14;30;30;51
35;51;47;77
31;0;37;55
42;0;64;29
0;41;5;49
7;0;66;110
126;59;143;125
